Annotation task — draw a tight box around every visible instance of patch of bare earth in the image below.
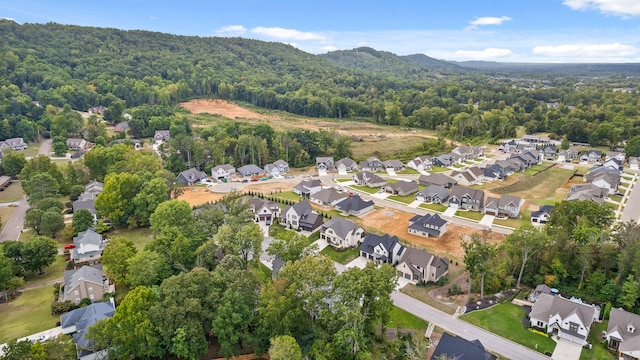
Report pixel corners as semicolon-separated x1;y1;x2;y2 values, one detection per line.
180;99;267;120
177;181;297;207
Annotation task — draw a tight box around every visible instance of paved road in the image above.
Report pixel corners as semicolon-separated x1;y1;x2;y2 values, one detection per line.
0;196;28;242
621;173;640;223
38;138;52;156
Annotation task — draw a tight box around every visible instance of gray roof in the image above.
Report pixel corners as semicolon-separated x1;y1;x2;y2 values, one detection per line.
530;293;597;330
382;159;404;168
322;217;361;239
568;184;607;204
531;205;554;218
294;179;322;194
287;199;313;217
60;302;115;352
418;173;457;186
72;199;96;215
354;171;386;185
177;167;207;183
336;157;357;168
433;333;496;360
273;159;288;167
359;233;403;260
387;181;418;194
72;229;104;259
311;188;347;204
450;185;485;202
607;308;640;352
237;164;263;175
500;194;521;207
408;213;447;236
63;265;103;302
417;184;451;200
316;156;334;164
212;164;235;172
335;195;374;212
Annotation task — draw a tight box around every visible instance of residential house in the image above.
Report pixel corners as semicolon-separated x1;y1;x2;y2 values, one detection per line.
432;333;496;360
334;195;375;216
237;164;264;178
72;181;104;222
71;229;106;265
248;197;280;223
584;170;620;194
154;130;170;142
316;157;334;171
543;145;557;160
382;159;405;172
605;307;640;359
452;145;473;161
352;171;387;188
483;195;522;218
417;173;457;188
529;293;598;346
630;156;640;170
335;157;358;172
450;166;484;186
359;157;383;172
320;217;365;249
558;149;579;163
580;150;603;163
531;205;554;226
567;183;608;204
396;247;449;284
359;233;405;265
63;265;107;304
482;163;507;182
110;138;141;149
280;200;324;231
113;121;129;133
176;167;207;186
606;151;626;162
448;186;485;211
407;155;432;172
470;145;484;158
264;159;289;177
415;184;450;204
528;284;553;302
87;105;106;115
293;179;322;197
0;137;27;151
498;140;516;153
432;153;454;167
522;134;549;144
602;158;623;171
384;181;418;196
61;301;115;360
211;164;236;179
0;176;11;190
407;213;448;238
310;187;347;206
67;138;88;151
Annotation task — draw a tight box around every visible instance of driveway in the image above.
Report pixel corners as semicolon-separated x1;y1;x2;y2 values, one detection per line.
0;326;63;357
551;339;582;360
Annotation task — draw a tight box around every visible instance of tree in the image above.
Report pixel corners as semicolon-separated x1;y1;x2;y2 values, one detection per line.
463;234;496;300
627;135;640;158
1;152;26;177
333;136;353;159
103;99;126;123
0;247;13;302
0;339;33;360
561;137;570;150
266;233;315;262
149;199;193;232
40;208;65;238
22;172;59;203
131;177;169;227
502;224;549;289
21;236;57;274
621;275;639;311
25;209;45;235
52;136;67;156
127;250;171;287
101;237;137;284
72;209;94;234
35;197;64;212
95;172;140;227
269;335;303;360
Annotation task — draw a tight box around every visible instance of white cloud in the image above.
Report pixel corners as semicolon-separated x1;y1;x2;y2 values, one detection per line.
563;0;640;17
466;16;512;30
251;26;324;41
215;25;247;34
454;48;514;60
532;43;638;57
321;45;337;52
0;17;18;23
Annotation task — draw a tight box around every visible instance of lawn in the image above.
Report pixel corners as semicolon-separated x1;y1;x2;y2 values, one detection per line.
386;306;428;330
419;203;448;212
492;166;574;206
402;168;421;175
388;194;416;204
269;191;301;202
23;255;67;287
335;178;352;183
400;284;456;315
460;303;556;355
22;141;43;158
492;210;530;229
350;185;380;194
580;320;615;360
455;210;484;221
0;286;59;344
430;166;450;173
0;183;24;203
609;194;622;203
0;206;16;233
107;227;155;251
453;163;465;169
320;246;359;264
604;202;618;210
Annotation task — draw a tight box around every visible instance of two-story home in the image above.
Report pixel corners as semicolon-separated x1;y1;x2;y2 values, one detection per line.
580;150;603;163
154;130;171;142
415;184;450;204
63;265;108;304
249;197;281;223
280;200;324;231
0;137;27;151
543;145;557;160
359;157;383;172
71;229;106;265
451;145;473;161
432;153;454;167
531;205;554;226
528;284;553;303
384;181;418;196
176;167;208;186
359;233;405;265
407;155;432;172
67;138;89;151
382;159;405;172
606;151;626;163
335;157;358;172
61;301;115;360
584;170;620;194
529;293;598;346
334;195;375;216
293;179;323;197
237;164;264;178
605;307;640;360
310;187;347;206
352;171;387;188
450;166;484;186
264;159;289;177
432;333;496;360
558;149;579;163
602;157;623;171
448;186;485;211
483;195;522;218
482;163;507;181
396;247;449;284
211;164;236;180
418;173;457;188
113;121;129;134
407;213;448;238
320;217;365;249
567;183;608;204
316;157;334;171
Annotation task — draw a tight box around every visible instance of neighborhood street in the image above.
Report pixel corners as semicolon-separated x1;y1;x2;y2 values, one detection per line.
621;172;640;223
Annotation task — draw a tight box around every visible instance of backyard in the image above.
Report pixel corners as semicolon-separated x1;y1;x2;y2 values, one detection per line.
320;246;359;264
491;165;574;207
386;306;429;330
0;286;59;344
107;227;155;251
0;183;25;203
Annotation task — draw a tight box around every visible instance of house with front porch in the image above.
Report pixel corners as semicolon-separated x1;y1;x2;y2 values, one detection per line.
352;171;387;187
606;151;626;162
248;197;281;223
0;137;27;151
396;247;449;284
264;159;289;176
280;200;324;231
384;181;418;196
382;159;405;172
580;150;603;163
531;205;554;226
316;157;334;171
310;187;347;206
335;157;358;172
359;233;405;265
211;164;236;179
359;157;383;172
448;186;485;211
558;149;579;163
529;293;598;346
293;179;322;197
176;167;207;186
483;195;521;218
407;213;447;238
334;195;374;216
67;138;89;151
237;164;264;178
605;307;640;360
320;217;365;249
407;155;432;172
415;184;450;204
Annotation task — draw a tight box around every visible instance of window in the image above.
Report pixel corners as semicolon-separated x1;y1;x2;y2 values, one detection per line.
569;322;579;333
89;294;94;300
75;298;80;303
74;290;79;296
88;287;93;293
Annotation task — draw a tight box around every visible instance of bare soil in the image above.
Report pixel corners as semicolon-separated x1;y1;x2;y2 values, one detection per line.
178;181;296;207
180;99;267;120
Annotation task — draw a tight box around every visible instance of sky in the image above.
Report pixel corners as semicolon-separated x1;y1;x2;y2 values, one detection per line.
2;0;640;63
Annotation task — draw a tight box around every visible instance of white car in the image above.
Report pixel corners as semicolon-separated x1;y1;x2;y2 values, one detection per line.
32;335;49;343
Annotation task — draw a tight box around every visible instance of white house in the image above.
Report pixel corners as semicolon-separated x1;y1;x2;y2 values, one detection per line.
211;164;236;179
293;179;322;197
359;233;405;265
629;157;640;170
531;205;554;226
396;247;449;284
335;157;358;172
264;159;289;177
248;197;281;223
407;155;432;172
529;293;598;346
320;217;365;249
605;307;640;360
71;229;106;265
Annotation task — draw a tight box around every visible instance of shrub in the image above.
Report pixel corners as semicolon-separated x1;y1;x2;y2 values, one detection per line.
51;301;78;315
448;284;462;296
529;328;549;337
78;298;91;307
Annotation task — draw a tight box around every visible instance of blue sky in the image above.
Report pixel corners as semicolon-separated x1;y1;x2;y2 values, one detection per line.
2;0;640;62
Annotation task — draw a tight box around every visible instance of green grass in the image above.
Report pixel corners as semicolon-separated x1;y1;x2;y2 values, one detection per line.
335;178;352;183
609;194;622;203
580;321;615;360
22;141;43;158
250;261;273;284
419;203;448;212
453;163;465;168
107;227;154;251
388;194;416;204
523;164;553;176
492;210;529;229
0;183;24;203
320;246;359;264
604;202;618;210
350;185;380;194
455;210;484;221
307;231;321;242
270;190;301;202
386;306;428;330
0;286;59;344
23;255;67;287
402;168;420;175
431;166;450;173
460;303;556;355
0;206;16;233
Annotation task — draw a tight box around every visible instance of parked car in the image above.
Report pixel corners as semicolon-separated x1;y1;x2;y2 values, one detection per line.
241;179;248;183
285;175;295;179
302;174;311;178
32;335;49;343
64;243;76;249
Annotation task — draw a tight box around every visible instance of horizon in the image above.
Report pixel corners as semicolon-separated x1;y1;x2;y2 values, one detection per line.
2;0;640;64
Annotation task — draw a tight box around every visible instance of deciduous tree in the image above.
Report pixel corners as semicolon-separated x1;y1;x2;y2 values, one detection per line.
101;237;137;284
72;209;94;234
21;236;57;274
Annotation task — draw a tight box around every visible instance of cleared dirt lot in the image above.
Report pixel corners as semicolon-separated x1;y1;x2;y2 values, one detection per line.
178;181;296;207
180;99;268;120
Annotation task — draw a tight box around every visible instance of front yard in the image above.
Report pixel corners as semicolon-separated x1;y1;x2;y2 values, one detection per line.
107;227;155;251
460;303;556;355
0;183;25;203
419;203;448;212
0;286;59;344
350;185;380;194
580;320;615;360
320;246;360;264
386;305;428;330
454;210;484;221
388;194;417;204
